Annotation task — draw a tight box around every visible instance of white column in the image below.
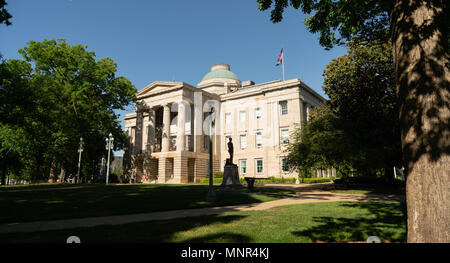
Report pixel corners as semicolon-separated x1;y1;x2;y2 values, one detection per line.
176;102;186;151
134;111;144;155
194;92;203;152
148;108;155;152
162;103;171;152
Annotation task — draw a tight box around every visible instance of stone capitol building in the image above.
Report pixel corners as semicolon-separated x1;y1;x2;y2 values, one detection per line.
123;63;333;183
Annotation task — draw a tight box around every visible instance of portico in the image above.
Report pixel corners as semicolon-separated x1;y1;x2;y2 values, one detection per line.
124;81;220;184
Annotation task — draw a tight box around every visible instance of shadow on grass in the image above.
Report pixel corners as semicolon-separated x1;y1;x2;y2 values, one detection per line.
0;184;281;224
250;187;297;198
0;214;251;243
292;202;406;243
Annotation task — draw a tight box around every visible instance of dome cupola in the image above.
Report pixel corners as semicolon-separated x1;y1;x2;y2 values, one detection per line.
198;63;240;95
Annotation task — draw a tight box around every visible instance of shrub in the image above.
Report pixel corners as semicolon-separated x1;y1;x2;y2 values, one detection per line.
199;178;223;184
198;177;331;184
302;177;331;184
214;172;224;178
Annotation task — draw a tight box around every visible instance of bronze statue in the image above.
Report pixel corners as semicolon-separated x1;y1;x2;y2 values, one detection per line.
227;138;234;164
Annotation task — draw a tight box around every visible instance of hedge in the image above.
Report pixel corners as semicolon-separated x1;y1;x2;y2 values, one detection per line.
199;177;331;184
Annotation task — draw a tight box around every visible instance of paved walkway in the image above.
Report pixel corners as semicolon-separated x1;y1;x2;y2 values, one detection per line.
0;185;402;234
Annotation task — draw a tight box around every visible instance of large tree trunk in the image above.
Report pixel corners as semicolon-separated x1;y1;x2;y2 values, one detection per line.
58;165;66;183
391;0;450;242
48;161;58;183
1;167;6;185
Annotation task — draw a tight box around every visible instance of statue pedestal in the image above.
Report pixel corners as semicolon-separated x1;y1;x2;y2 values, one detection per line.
220;164;242;187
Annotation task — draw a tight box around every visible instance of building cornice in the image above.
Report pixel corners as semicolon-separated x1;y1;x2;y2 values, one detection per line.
298;81;328;104
221;79;301;101
137;81;199;99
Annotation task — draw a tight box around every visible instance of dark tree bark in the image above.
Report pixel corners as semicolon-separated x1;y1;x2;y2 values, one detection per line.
58;165;66;183
1;166;5;185
390;0;450;243
48;161;57;183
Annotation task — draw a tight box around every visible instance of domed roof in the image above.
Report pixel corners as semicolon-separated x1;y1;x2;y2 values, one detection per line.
200;63;239;82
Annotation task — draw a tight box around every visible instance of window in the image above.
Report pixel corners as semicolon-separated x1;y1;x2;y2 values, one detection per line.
280;101;288;115
240;134;247;149
240;160;247;174
281;129;290;144
256;159;263;174
281;158;289;173
225;112;231;125
256;132;262;147
170;136;177;151
186;135;192;151
255;108;261;119
239;110;246;122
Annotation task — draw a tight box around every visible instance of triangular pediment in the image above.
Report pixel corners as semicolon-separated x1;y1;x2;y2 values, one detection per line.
137;81;184;98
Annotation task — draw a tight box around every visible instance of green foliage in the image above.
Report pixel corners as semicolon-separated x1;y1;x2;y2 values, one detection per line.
214;171;224;178
286;106;355;178
0;0;12;26
199;177;331;184
0;39;137;182
322;39;401;176
257;0;391;49
266;177;331;184
286;39;401;182
199;178;225;184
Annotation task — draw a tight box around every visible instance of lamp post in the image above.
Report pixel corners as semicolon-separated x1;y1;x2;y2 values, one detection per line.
105;133;114;185
207;108;216;200
99;156;105;182
76;137;84;184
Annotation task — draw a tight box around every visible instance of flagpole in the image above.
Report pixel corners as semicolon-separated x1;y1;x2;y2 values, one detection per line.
282;51;285;81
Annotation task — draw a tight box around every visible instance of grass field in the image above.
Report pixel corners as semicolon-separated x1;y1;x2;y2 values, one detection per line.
0;184;294;223
0;201;406;243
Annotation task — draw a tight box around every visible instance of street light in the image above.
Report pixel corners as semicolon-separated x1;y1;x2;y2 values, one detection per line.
76;137;84;184
207;107;216;200
105;133;114;185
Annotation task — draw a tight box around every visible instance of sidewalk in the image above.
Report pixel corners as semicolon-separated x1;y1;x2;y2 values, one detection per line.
0;190;402;234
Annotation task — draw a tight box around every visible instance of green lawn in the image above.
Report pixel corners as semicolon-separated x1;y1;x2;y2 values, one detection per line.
0;201;406;243
328;187;405;195
0;184;294;224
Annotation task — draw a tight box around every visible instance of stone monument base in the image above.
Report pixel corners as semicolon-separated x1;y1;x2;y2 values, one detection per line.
220;164;242;189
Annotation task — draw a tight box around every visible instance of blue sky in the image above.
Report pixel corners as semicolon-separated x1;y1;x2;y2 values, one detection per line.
1;0;348;155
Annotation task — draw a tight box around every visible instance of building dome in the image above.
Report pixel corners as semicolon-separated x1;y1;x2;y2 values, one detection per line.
200;63;239;82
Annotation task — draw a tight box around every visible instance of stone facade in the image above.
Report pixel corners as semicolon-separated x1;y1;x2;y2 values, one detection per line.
123;63;331;183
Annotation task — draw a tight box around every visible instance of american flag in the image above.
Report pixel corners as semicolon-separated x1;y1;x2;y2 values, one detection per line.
276;48;283;66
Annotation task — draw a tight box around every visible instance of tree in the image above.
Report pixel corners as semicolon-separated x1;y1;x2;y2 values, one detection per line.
258;0;449;242
0;55;46;182
286;106;358;185
322;39;402;180
0;0;12;26
0;39;136;182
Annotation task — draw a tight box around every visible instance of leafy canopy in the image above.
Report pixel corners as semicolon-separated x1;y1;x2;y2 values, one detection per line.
0;0;12;26
286;39;401;178
257;0;392;49
0;39;137;181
